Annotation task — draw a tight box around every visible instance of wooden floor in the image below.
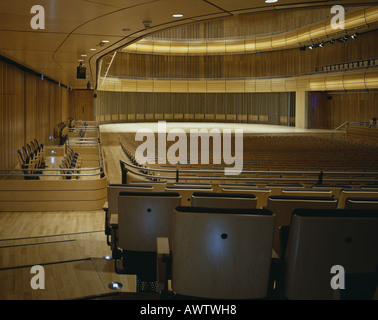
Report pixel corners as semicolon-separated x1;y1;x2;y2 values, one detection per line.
0;210;137;300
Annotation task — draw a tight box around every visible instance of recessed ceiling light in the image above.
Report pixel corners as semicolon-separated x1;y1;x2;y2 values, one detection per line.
102;40;110;43
172;14;183;18
81;54;87;57
265;0;278;3
90;48;96;51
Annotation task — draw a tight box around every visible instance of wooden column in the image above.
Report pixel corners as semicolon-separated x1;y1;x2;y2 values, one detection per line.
295;91;308;129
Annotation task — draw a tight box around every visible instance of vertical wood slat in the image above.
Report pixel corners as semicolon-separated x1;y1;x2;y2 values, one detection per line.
96;91;294;126
0;60;70;170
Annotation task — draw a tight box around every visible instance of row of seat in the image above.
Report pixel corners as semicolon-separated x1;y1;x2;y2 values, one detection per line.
112;180;378;206
103;183;378;299
17;139;46;180
119;133;378;174
58;147;81;180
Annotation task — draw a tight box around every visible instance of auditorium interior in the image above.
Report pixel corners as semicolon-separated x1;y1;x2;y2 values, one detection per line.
1;0;378;301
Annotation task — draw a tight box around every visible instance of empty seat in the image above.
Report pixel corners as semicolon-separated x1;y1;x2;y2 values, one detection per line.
221;187;271;208
129;180;167;192
282;188;333;198
284;209;378;300
267;195;338;256
313;185;352;198
191;192;257;209
104;184;154;247
114;191;181;291
165;185;213;206
170;206;276;299
338;189;378;208
265;184;304;196
344;197;378;209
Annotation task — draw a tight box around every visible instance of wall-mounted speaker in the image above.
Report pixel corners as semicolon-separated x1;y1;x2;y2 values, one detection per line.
77;65;86;79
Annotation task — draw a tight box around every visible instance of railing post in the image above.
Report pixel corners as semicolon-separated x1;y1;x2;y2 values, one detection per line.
317;171;323;185
176;169;179;183
120;160;127;184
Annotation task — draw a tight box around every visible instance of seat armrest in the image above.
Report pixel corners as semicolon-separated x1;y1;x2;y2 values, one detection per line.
110;214;118;227
157;237;170;255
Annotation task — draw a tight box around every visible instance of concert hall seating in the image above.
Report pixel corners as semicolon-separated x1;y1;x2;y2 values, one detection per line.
344;197;378;209
129;180;167;192
266;195;338;256
191;191;257;209
104;184;154;248
283;209;378;300
165;185;213;206
113;191;181;292
161;206;276;299
59;147;81;180
338;189;378;208
281;188;333;198
17;139;46;180
219;186;270;208
56;121;69;145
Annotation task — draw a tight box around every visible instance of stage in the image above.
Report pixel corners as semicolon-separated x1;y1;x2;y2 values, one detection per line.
99;122;333;135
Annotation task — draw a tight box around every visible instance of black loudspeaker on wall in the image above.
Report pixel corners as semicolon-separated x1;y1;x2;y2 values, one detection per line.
77;65;86;79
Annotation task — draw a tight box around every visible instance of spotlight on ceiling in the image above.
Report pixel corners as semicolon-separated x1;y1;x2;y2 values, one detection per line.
309;44;314;50
329;39;335;45
351;33;359;39
319;42;325;48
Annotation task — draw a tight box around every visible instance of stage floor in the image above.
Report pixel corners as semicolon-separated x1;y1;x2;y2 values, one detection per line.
99;122;333;135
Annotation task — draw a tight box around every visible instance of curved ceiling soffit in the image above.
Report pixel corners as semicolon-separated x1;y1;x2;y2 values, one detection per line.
120;6;378;56
51;1;165;89
98;67;378;92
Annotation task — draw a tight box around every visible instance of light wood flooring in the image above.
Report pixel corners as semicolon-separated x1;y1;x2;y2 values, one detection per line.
0;210;137;300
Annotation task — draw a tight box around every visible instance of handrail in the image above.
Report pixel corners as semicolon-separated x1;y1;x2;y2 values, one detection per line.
332;121;349;139
119;159;378;185
0;137;105;179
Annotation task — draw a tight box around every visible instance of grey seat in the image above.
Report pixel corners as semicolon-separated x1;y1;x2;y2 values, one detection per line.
169;206;276;299
344;197;378;209
104;184;153;247
114;191;181;291
191;191;257;209
284;209;378;300
267;195;338;256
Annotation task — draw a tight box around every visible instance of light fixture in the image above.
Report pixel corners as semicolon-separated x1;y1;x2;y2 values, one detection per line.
309;44;314;50
351;33;358;39
102;40;110;43
90;48;96;51
172;13;183;18
108;282;123;290
265;0;278;3
81;54;87;57
329;39;335;45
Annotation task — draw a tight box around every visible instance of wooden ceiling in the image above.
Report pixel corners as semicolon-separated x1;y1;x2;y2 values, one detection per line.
0;0;377;89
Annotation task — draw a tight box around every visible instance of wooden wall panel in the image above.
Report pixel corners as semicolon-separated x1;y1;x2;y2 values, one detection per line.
0;61;25;170
0;59;70;170
96;91;293;126
110;30;378;80
309;90;378;129
69;90;94;121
